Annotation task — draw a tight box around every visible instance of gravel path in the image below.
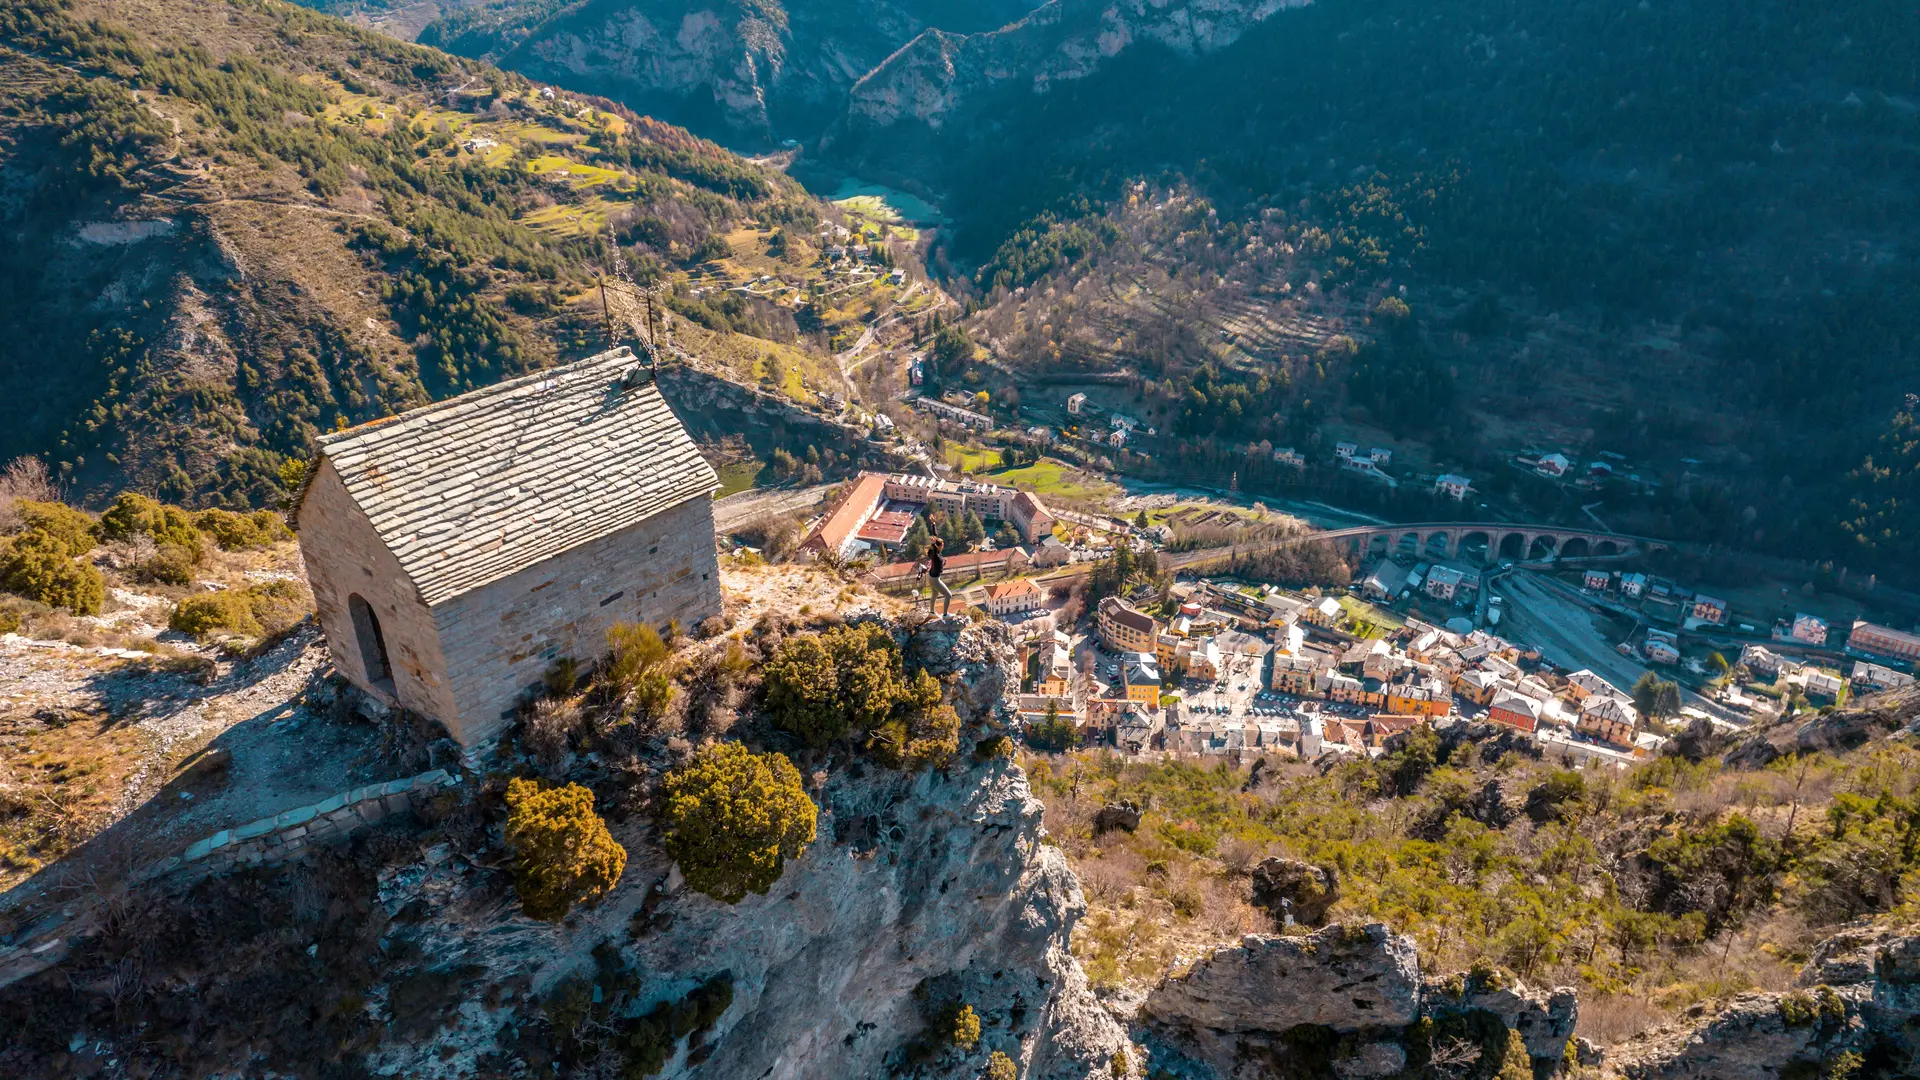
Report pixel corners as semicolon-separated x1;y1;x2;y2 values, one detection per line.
713;483;833;532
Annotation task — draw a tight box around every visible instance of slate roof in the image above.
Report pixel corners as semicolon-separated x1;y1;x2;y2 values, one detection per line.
304;348;716;606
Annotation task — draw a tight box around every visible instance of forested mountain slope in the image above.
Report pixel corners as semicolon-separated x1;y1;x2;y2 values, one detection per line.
830;0;1920;572
0;0;821;509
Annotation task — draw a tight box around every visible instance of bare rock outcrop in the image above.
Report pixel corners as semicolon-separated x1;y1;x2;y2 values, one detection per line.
1145;923;1423;1036
1721;684;1920;770
1092;800;1143;834
1140;924;1584;1078
1607;927;1920;1079
1247;856;1338;927
1421;971;1579;1060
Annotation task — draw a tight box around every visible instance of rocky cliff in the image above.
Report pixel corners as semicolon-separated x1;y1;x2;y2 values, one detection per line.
362;756;1132;1079
1140;923;1579;1079
835;0;1306;136
420;0;1040;146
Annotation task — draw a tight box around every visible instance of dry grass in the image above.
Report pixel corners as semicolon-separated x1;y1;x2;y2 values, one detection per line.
0;707;145;888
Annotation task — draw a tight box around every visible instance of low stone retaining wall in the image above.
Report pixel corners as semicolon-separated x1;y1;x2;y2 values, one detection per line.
151;768;460;881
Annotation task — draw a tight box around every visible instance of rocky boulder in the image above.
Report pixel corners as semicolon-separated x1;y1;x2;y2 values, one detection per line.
1144;923;1422;1037
1092;800;1142;834
1248;857;1338;927
1422;971;1578;1062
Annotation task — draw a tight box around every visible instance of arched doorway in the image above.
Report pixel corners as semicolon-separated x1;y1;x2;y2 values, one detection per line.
347;593;394;691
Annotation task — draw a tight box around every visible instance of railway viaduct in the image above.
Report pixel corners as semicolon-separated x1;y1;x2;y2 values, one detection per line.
1159;521;1672;572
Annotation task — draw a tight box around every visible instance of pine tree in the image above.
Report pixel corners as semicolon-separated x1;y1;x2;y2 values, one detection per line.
904;517;931;561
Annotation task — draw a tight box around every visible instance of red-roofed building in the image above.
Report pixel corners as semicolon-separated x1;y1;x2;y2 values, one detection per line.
801;473;889;560
854;506;916;551
1488;689;1542;734
984;577;1043;616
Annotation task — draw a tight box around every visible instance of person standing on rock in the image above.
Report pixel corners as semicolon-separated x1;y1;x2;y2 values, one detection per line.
919;536;952;617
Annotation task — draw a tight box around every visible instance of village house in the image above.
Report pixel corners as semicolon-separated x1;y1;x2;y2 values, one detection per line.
294;348;722;748
1385;675;1452;718
1015;694;1081;732
1066;392;1087;414
1851;662;1915;694
1576;695;1639;749
1434;473;1472;500
1099;596;1159;653
1031;632;1073;697
983;577;1042;617
1740;643;1785;677
911;397;992;431
1335;441;1358;460
1305;596;1345;627
1643;630;1681;665
1564;669;1621;702
1324;672;1365;704
1848;620;1920;662
1362;559;1413;601
1620;572;1649;598
1116;705;1162;753
1800;669;1845;701
1454;669;1501;705
1369;447;1393;466
1425;565;1466;602
1360;713;1423;748
1537;453;1572;477
1123;653;1162;704
1274;447;1307;469
1690;595;1728;626
1782;613;1830;645
1488;689;1543;734
1185;638;1224;681
1032;535;1070;567
1271;653;1323;695
1583;570;1611;591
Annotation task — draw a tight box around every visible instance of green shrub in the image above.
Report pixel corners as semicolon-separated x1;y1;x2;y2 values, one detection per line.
170;590;260;638
168;581;307;640
950;1003;981;1050
14;501;97;554
870;670;961;770
1496;1027;1533;1080
504;778;628;921
658;741;817;903
138;542;200;586
0;530;105;614
193;508;291;550
986;1051;1017;1080
99;493;204;563
600;622;674;722
764;623;930;752
973;734;1015;762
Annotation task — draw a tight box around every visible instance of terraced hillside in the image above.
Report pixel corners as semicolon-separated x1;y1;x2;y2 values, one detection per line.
0;0;870;509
